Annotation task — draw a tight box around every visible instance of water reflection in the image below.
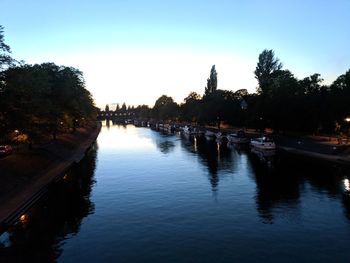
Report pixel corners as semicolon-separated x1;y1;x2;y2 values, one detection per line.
341;176;350;220
180;135;350;226
154;132;177;154
105;119;111;129
181;137;233;192
250;148;275;167
0;144;98;262
249;158;302;224
250;154;350;224
156;140;175;154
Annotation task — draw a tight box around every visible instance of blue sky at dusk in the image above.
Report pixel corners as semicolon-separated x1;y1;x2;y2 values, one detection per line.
2;0;350;107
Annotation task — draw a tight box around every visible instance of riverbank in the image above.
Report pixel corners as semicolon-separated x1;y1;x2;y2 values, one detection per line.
0;122;101;231
147;121;350;166
211;126;350;166
233;129;350;166
273;134;350;166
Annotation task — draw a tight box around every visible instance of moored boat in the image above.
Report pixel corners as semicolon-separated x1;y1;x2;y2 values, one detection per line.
250;136;276;150
228;130;250;144
183;125;195;136
216;131;228;144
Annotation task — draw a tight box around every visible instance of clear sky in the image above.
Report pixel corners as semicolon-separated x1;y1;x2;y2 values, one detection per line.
2;0;350;108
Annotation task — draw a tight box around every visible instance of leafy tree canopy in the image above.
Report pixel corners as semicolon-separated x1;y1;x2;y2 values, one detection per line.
254;49;282;96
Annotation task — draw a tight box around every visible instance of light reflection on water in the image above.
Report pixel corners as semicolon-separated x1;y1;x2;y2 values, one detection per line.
1;123;350;262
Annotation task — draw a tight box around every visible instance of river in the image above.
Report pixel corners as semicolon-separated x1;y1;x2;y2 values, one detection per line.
1;122;350;262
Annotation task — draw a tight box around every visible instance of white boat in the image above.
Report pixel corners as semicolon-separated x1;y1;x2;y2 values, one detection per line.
228;130;250;144
250;136;276;150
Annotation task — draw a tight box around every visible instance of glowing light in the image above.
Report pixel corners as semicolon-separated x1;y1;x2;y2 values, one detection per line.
345;117;350;122
217;142;221;160
344;179;350;192
19;214;28;223
193;137;197;152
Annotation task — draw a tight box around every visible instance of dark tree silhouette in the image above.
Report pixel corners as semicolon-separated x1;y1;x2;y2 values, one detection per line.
0;25;13;71
0;25;14;137
205;65;218;96
153;95;179;120
254;49;282;96
3;63;96;145
180;92;202;122
121;102;127;112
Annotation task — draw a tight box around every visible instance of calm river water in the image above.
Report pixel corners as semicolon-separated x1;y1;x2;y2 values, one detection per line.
1;122;350;262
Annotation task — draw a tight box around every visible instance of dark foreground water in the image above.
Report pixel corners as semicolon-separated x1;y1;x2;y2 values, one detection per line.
1;123;350;262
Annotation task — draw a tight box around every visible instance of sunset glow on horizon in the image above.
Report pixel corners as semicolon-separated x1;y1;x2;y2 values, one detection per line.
2;0;350;108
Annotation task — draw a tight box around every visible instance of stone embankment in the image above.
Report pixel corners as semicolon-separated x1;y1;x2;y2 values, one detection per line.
0;122;101;231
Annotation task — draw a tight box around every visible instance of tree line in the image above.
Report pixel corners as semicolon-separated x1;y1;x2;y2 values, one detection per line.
107;50;349;136
0;26;96;145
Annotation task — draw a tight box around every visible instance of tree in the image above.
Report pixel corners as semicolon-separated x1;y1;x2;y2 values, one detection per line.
0;26;13;137
135;105;151;119
330;69;350;130
299;73;324;94
201;90;236;128
181;92;202;122
0;25;13;71
3;64;53;144
152;95;179;120
2;63;96;145
121;102;127;112
204;65;217;96
234;89;249;98
331;69;350;92
254;49;282;96
0;26;96;143
184;91;201;103
266;70;300;131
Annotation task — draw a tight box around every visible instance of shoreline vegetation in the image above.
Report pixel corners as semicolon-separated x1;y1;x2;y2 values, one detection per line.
0;26;97;148
0;122;100;230
101;53;350;140
0;26;99;229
